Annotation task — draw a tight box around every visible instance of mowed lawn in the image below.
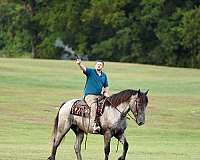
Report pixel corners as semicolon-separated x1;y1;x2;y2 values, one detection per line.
0;58;200;160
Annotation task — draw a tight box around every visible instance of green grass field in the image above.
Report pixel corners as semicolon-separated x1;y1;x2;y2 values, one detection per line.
0;58;200;160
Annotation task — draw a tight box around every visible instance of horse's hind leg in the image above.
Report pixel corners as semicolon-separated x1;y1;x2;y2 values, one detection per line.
115;134;129;160
48;121;71;160
71;126;84;160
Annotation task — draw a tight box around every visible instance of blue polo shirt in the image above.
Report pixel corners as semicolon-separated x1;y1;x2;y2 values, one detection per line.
83;68;108;96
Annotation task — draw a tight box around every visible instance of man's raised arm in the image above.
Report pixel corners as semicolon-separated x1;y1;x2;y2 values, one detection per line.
76;59;86;72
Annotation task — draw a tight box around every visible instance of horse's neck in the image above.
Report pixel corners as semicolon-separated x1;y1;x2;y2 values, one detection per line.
101;102;130;128
116;102;130;115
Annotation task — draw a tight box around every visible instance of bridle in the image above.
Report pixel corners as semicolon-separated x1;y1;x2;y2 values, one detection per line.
109;96;143;123
127;97;142;122
133;97;142;118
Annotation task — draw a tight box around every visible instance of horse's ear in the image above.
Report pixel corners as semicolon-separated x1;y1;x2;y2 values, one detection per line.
145;89;149;95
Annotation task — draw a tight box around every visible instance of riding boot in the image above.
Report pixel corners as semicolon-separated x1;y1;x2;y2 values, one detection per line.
92;121;100;133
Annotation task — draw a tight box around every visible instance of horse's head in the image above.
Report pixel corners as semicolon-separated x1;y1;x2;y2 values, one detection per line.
129;89;149;126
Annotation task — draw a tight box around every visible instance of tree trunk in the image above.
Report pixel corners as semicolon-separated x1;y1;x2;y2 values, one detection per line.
23;0;39;58
31;31;39;58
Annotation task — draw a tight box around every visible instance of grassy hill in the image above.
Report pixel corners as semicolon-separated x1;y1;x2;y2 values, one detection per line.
0;58;200;160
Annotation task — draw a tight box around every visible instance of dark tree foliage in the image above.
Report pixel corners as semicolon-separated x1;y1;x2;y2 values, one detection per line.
0;0;200;68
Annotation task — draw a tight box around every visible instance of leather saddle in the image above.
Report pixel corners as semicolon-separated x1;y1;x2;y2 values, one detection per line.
70;96;110;118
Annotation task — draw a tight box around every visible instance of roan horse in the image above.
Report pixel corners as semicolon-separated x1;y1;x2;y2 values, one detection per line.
48;89;149;160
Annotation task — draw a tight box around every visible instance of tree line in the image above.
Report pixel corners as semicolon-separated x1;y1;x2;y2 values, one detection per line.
0;0;200;68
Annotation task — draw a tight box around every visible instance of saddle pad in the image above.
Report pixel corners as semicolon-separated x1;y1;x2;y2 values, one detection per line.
70;100;90;117
70;100;104;117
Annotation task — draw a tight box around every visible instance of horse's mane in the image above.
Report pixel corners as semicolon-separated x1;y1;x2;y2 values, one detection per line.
107;89;137;107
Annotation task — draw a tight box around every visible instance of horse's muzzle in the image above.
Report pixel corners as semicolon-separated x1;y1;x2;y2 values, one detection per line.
137;113;145;126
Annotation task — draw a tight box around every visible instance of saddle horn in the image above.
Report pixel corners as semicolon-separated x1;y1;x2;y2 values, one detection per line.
136;89;141;97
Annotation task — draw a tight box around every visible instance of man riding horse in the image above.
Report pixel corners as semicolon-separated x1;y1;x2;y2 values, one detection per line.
76;59;109;133
47;59;149;160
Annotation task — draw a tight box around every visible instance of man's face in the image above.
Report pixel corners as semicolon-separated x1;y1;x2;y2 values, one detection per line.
95;62;104;71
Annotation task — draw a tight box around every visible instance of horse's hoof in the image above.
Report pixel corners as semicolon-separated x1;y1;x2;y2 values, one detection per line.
47;156;54;160
118;157;124;160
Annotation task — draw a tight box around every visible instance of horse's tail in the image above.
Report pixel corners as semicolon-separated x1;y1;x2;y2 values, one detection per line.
52;102;66;140
53;112;59;139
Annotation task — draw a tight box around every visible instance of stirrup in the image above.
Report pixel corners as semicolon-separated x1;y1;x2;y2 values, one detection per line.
92;123;100;133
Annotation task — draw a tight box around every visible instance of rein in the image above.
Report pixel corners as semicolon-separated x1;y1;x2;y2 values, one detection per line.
109;98;138;153
107;98;138;122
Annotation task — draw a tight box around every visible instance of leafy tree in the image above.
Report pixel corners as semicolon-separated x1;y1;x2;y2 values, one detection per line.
0;0;200;68
0;2;31;57
182;7;200;68
37;0;91;58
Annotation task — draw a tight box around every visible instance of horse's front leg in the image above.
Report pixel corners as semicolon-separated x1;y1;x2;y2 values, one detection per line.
115;133;129;160
104;130;112;160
